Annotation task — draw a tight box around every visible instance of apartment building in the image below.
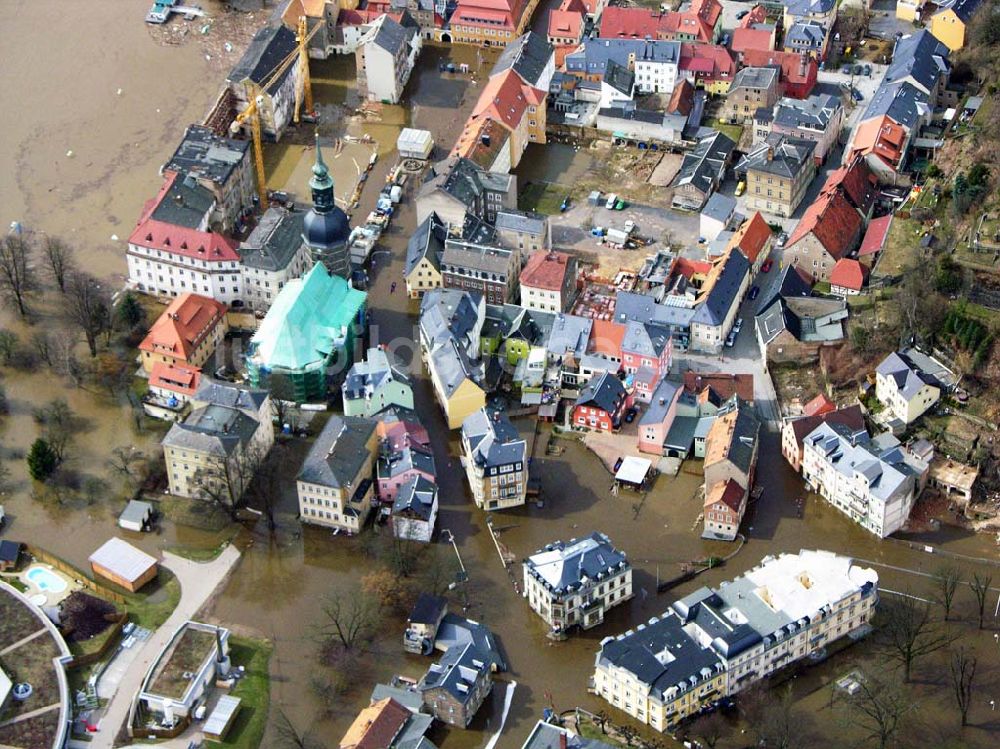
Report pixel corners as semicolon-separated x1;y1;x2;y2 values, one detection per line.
519;250;578;312
875;349;945;425
720;66;779;124
138;293;228;374
356;14;421;104
737;136;816;218
592;549;879;732
239;206;314;313
761;94;843;164
523;532;633;633
461;407;528;510
297;415;379;534
801;422;920;537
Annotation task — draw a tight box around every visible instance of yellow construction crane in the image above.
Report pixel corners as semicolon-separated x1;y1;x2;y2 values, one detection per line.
231;17;322;207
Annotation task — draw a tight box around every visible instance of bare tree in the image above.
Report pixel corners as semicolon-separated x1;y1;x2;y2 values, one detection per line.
273;708;321;749
193;447;267;522
269;375;297;433
108;445;145;486
877;593;957;682
949;647;977;727
63;271;111;357
837;670;914;749
43;236;73;293
243;450;283;533
318;586;381;652
32;398;78;464
969;572;993;630
741;683;801;749
688;709;728;749
0;234;35;318
933;565;962;621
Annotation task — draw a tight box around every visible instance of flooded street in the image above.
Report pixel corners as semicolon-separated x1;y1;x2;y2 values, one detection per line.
2;4;999;749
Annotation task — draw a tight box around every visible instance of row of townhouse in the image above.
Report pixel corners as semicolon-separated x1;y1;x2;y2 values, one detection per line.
592;549;879;733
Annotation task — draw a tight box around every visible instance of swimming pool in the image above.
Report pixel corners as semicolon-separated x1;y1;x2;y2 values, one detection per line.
25;566;68;594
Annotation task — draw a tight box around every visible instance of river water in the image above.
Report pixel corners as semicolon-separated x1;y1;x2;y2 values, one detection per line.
3;4;1000;749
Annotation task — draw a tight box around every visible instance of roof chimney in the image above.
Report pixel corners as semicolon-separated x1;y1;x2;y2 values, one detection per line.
766;147;774;161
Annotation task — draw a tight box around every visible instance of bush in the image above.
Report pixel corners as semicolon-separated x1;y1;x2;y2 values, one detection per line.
27;438;59;481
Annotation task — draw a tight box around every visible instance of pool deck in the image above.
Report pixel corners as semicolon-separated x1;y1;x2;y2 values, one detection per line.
19;564;76;607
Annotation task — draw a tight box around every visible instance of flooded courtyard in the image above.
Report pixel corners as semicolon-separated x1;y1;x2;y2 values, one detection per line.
1;3;999;749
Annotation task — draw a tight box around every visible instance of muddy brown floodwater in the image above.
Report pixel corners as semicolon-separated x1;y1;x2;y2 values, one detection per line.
4;4;1000;749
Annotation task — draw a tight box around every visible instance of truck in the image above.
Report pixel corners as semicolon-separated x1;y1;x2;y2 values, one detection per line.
605;193;618;209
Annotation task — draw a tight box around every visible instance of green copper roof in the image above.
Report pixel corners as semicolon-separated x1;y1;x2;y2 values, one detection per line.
248;263;366;372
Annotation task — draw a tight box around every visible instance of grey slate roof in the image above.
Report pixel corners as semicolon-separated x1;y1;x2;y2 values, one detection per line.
409;593;447;624
613;291;696;331
736;136;815;179
229;24;298;92
393;475;437;521
673;131;735;196
151;176;215;229
164;124;250;186
603;59;635;97
462;407;526;470
379;445;435;481
876;350;940;398
707;396;761;476
495;209;547;237
420;288;482;350
522;722;617;749
730;66;778;92
418;641;492;705
702;193;736;223
575;371;627;415
240;206;306;271
566;39;681;78
639;378;682;426
863;80;930;130
622;321;671;358
297;415;377;488
524;531;630;594
119;500;153;527
885;30;951;95
692;251;750;326
935;0;984;22
433;614;506;671
344;347;411;401
493;31;553;88
371;14;414;55
785;0;836;15
773;93;839;131
784;20;826;48
546;314;593;359
164;405;259;456
194;379;269;413
420;157;512;214
405;212;447;277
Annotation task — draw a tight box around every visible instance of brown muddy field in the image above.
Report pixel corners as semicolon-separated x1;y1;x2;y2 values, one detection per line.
2;3;1000;749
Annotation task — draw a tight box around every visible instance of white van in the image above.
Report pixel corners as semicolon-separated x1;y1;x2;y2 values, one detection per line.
605;193;618;209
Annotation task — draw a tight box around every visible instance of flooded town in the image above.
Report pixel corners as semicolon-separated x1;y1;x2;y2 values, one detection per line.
2;1;1000;749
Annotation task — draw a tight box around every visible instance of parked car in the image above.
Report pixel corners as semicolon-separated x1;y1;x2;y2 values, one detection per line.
725;331;736;348
761;258;774;273
624;219;636;234
735;180;746;196
734;317;743;333
624;407;638;424
840;81;851;92
736;9;748;19
863;64;872;76
841;64;852;75
606;193;618;209
851;88;864;102
775;231;788;248
749;285;760;301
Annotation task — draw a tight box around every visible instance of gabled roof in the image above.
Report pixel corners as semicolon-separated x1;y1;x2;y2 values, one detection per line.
849;116;908;169
830;258;867;291
139;293;226;361
521;251;573;291
785;190;862;261
862;81;929;131
785;0;835;15
667;77;696;115
392;475;438;521
740;4;768;27
728;212;771;266
298;414;377;489
858;214;893;256
933;0;984;22
682;371;754;402
673;130;735;196
339;698;411;749
368;13;416;56
784;20;826;47
788;404;865;448
149;361;202;398
493;31;553;89
741;48;816;89
679;43;735;80
803;393;836;417
885;30;950;95
129;216;239;262
589;320;627;358
548;5;585;40
622;321;672;358
405;212;447;277
876;350;940;398
731;26;774;55
704;477;746;511
704;396;760;475
228;24;298;91
575;371;627;415
736;136;815;179
692;250;749;326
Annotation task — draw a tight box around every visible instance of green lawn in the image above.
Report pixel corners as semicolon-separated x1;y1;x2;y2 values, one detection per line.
165;541;231;563
715;122;744;146
205;636;273;749
122;568;181;631
159;495;233;533
520;182;571;215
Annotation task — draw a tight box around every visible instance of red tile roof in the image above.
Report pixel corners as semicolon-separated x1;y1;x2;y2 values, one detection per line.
683;371;754;402
705;477;746;512
521;251;574;291
131;181;239;262
674;256;714;279
548;8;583;39
589;320;627;358
741;49;816;89
786;190;862;262
149;362;202;397
849;116;906;169
339;698;410;749
680;43;735;80
858;214;893;257
139;293;227;362
802;393;836;417
599;0;719;42
599;7;665;38
667;78;696;115
830;258;867;291
731;27;774;55
826;157;877;216
729;212;772;266
740;4;768;28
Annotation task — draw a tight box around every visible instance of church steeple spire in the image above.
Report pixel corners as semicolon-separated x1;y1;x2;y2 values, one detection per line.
309;132;335;214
